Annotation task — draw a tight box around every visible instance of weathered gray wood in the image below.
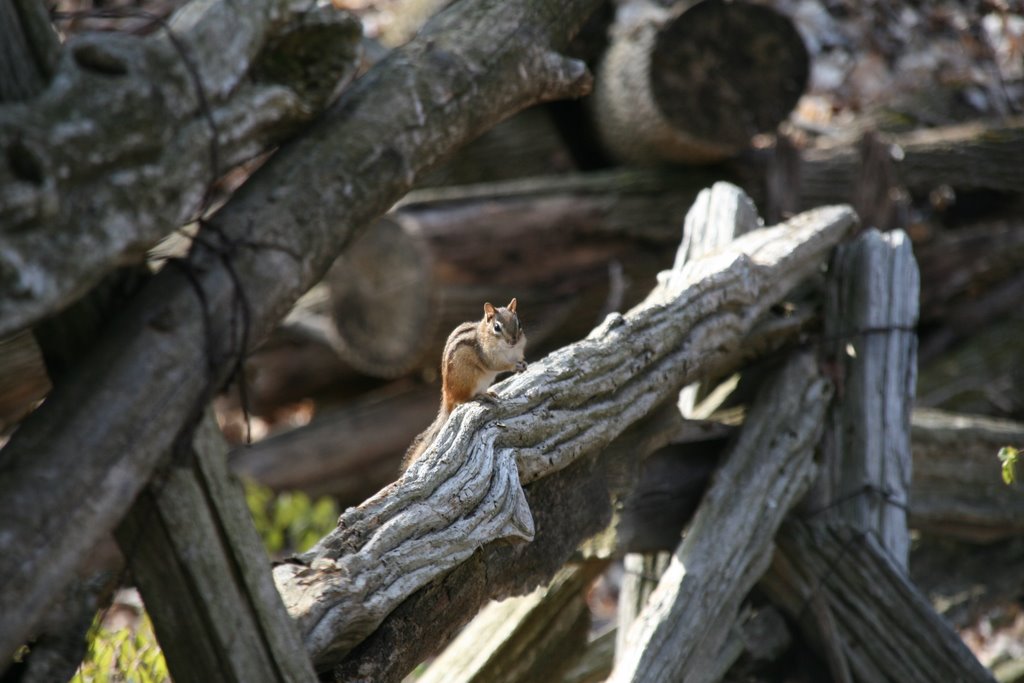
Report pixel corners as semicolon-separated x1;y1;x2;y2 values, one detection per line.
418;562;606;683
764;522;996;683
117;413;316;683
230;290;807;505
910;408;1024;541
322;287;825;682
0;0;363;337
616;181;760;658
592;0;807;164
609;352;830;683
0;0;601;661
273;199;856;667
586;405;1024;554
817;228;919;569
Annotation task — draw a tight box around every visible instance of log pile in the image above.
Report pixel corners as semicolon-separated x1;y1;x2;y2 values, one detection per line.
2;0;1024;681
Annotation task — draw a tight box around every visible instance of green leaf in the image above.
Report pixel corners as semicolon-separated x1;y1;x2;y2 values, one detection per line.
998;446;1019;485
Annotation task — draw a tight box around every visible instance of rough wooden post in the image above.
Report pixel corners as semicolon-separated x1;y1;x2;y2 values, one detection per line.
761;229;994;682
116;413;317;683
817;227;919;568
609;352;831;683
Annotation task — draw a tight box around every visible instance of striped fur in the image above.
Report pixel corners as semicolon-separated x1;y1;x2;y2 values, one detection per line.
402;300;526;471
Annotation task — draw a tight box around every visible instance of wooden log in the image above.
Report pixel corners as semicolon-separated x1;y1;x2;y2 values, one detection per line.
417;562;607;683
577;406;1024;555
415;107;577;188
593;0;808;164
116;413;317;683
229;382;437;503
0;0;363;337
910;408;1024;541
273;196;856;669
763;522;995;683
609;352;830;683
0;0;600;661
796;119;1024;210
816;228;919;569
322;169;716;377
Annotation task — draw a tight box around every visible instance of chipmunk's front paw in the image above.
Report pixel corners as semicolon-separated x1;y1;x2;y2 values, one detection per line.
477;391;499;405
514;360;528;373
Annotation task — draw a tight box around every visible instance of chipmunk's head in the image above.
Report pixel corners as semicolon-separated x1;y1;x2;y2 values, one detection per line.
483;298;524;347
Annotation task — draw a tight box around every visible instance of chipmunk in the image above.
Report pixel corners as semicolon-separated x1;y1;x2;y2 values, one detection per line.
402;298;527;471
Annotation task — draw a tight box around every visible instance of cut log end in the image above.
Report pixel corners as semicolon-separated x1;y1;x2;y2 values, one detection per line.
650;0;808;148
594;0;808;165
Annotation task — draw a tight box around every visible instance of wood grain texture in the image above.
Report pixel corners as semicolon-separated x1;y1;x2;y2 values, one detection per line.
818;228;919;569
765;522;996;683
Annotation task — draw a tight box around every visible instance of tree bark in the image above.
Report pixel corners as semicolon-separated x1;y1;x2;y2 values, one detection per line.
0;0;363;336
0;0;601;662
592;0;807;164
273;196;855;669
616;181;761;655
321;197;842;680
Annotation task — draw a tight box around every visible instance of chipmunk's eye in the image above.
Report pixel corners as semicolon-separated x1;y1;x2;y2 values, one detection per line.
493;322;502;333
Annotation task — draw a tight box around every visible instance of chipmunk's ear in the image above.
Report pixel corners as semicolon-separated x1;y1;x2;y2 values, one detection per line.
507;297;517;312
483;302;496;319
